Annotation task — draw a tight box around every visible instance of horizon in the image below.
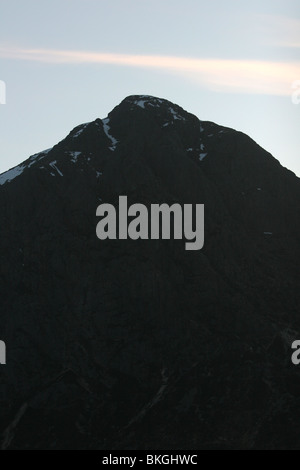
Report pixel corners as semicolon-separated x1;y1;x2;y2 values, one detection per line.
0;0;299;176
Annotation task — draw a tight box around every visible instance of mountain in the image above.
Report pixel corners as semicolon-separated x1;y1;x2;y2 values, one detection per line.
0;95;300;450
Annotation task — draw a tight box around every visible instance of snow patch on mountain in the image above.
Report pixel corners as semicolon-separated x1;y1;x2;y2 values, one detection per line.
168;106;185;121
0;165;25;185
72;123;90;139
49;161;63;176
67;151;82;163
199;140;208;161
134;99;147;109
29;148;52;165
129;96;187;124
130;96;164;110
0;148;52;185
102;118;118;151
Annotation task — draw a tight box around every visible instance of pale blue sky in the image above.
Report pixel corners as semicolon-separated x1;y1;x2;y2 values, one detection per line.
0;0;299;175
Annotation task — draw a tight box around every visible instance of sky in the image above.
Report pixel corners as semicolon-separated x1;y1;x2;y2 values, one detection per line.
0;0;299;175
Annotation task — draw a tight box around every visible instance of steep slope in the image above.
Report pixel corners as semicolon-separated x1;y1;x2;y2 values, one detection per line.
0;95;300;449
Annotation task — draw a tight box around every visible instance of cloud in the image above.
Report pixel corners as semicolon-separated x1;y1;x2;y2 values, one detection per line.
0;45;299;96
284;43;300;49
257;14;300;49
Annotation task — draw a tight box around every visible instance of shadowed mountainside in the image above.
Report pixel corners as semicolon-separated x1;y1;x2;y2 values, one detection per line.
0;95;300;449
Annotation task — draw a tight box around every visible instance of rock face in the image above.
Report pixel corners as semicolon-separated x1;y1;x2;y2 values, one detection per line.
0;95;300;450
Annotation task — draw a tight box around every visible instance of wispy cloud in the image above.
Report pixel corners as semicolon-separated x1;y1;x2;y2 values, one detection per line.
257;14;300;49
283;43;300;49
0;45;299;96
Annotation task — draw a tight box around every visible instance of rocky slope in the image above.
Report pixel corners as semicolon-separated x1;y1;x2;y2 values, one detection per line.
0;95;300;449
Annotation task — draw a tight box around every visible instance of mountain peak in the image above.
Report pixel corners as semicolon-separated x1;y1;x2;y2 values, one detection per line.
114;94;195;123
123;94;170;108
1;95;300;449
0;95;292;192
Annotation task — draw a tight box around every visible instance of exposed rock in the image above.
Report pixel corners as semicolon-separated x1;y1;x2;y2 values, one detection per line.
0;95;299;449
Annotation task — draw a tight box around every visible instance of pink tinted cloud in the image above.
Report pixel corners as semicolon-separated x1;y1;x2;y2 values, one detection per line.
0;46;299;96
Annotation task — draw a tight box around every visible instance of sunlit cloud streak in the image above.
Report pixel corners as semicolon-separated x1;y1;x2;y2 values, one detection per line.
0;46;299;96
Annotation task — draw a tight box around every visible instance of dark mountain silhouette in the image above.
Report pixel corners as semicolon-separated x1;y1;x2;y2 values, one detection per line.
0;95;300;449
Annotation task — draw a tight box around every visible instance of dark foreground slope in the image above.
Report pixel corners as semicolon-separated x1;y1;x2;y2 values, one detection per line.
0;95;300;449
